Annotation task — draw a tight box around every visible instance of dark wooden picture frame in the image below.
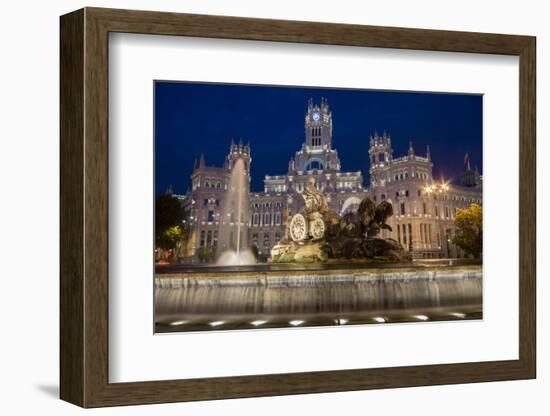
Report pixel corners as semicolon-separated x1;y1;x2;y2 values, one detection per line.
60;7;536;408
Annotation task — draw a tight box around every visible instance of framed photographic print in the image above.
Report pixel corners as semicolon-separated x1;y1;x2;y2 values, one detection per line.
60;7;536;408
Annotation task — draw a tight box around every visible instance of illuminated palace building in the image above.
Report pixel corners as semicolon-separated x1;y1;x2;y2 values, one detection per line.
179;99;482;261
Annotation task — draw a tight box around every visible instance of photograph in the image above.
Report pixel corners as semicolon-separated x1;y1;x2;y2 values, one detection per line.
153;81;483;333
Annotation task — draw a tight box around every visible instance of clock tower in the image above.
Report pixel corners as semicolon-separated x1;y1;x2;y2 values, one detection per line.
290;98;342;173
305;97;333;150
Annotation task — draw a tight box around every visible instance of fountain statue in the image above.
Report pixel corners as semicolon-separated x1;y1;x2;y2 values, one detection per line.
270;177;410;263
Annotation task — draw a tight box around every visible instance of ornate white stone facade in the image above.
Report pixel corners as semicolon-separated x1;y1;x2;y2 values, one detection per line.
179;99;482;262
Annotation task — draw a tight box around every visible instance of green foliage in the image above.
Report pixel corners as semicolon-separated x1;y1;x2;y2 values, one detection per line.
452;203;483;259
196;246;217;263
155;194;186;250
157;225;185;251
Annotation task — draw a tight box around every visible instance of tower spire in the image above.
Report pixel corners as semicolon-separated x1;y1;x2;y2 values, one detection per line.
408;141;415;158
426;145;431;161
199;153;205;168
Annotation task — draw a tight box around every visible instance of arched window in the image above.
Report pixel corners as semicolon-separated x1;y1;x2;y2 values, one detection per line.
306;159;325;171
264;213;271;225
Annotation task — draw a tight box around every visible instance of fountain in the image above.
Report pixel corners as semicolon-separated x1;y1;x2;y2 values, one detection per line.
217;158;255;266
155;177;482;333
155;265;482;332
270;177;410;263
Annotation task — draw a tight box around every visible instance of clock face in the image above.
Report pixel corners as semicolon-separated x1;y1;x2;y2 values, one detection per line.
312;112;320;121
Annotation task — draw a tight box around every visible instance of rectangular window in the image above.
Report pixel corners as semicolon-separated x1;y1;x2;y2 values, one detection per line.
422;202;427;215
207;210;214;222
200;230;205;247
400;202;406;216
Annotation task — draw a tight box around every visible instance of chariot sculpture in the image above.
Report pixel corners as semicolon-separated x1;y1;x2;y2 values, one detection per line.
288;178;328;242
270;176;410;263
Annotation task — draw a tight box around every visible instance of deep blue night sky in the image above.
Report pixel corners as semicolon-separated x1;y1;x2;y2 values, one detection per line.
155;82;482;195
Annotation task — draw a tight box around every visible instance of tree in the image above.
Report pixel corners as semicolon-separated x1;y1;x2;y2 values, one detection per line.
157;225;185;251
156;194;184;232
452;203;482;259
155;194;186;251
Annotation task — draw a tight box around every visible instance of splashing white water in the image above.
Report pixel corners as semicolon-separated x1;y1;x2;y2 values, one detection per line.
216;250;256;266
